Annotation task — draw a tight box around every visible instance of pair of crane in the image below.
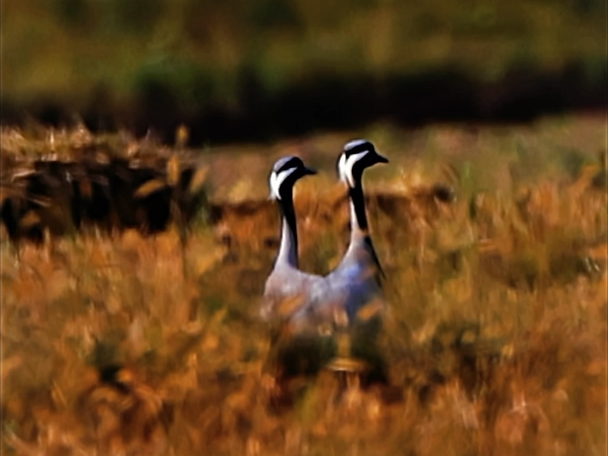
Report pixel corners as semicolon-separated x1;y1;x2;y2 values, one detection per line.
262;139;389;383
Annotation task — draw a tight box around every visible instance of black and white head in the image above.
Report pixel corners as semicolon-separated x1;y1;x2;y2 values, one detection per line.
269;156;317;200
338;139;389;188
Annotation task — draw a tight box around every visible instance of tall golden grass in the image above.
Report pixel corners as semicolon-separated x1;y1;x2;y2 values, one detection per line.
1;115;606;455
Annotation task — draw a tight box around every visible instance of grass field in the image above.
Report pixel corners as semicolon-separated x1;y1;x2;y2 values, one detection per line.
1;114;606;455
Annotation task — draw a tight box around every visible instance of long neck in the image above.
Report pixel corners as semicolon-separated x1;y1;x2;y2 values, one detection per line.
345;179;384;276
276;189;299;267
348;180;369;242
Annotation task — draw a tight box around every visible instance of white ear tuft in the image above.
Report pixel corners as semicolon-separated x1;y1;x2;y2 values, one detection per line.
340;150;369;187
338;153;347;184
269;167;298;200
269;171;281;200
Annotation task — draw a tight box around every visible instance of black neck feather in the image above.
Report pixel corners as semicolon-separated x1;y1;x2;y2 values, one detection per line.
349;181;368;232
278;188;298;265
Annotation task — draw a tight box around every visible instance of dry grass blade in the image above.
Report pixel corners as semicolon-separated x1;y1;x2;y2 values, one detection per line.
188;166;210;195
175;125;190;149
167;154;181;187
271;294;309;321
17;210;41;229
325;357;369;374
134;178;168;198
356;299;384;322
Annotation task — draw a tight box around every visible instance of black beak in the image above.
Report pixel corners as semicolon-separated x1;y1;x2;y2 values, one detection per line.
375;153;389;164
303;166;317;175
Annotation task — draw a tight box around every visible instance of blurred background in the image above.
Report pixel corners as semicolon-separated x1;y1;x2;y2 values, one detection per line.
1;3;607;455
1;0;606;144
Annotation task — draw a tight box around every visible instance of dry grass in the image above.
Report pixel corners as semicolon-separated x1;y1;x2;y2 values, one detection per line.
1;115;607;455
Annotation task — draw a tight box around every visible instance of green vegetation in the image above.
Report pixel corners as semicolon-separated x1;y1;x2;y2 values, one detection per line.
2;0;605;136
1;115;606;455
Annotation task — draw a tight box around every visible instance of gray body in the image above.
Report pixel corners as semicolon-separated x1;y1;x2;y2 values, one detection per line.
261;221;328;334
300;139;388;331
261;156;327;336
324;221;384;323
262;144;387;336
